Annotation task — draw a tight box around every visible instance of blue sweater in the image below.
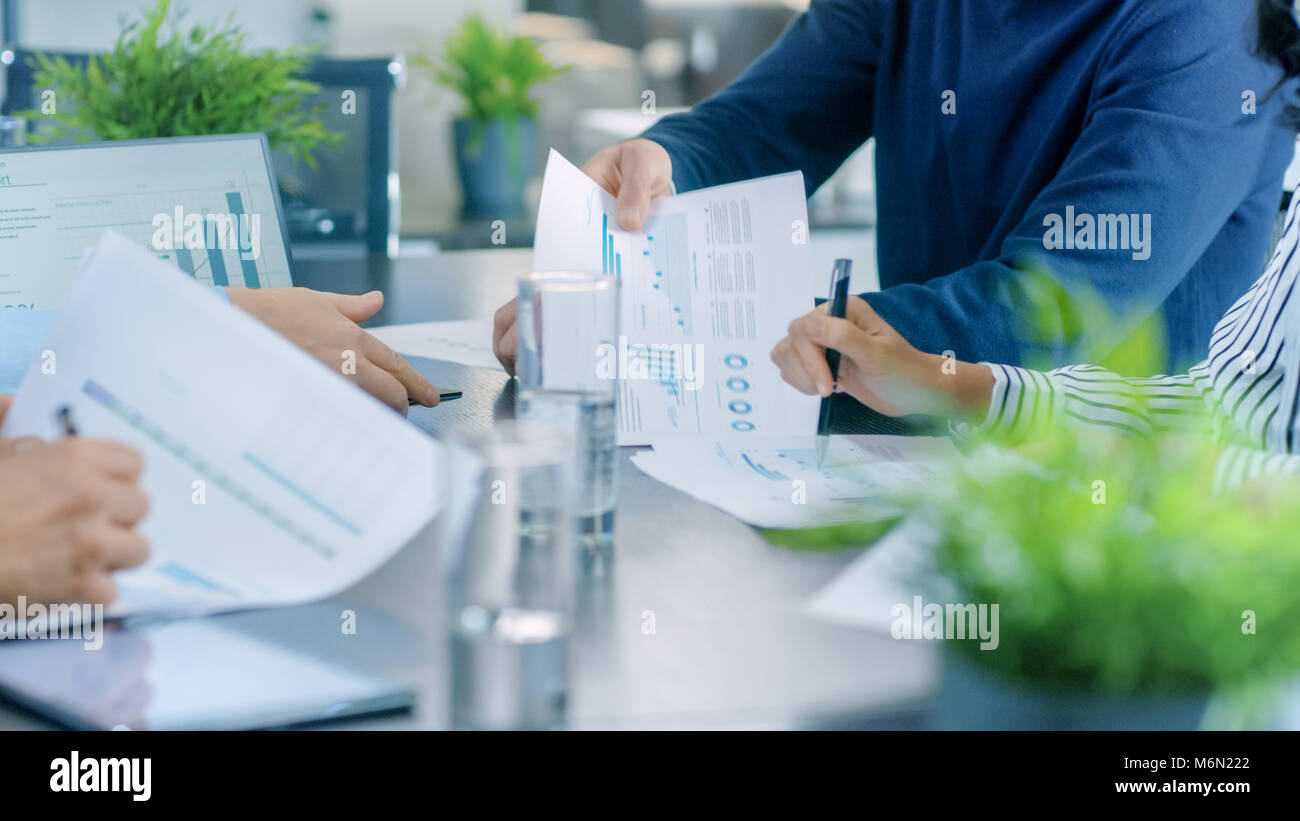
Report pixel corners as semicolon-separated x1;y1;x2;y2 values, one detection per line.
641;0;1296;370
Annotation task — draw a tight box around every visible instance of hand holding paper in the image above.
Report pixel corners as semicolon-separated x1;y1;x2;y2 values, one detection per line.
1;232;445;617
580;138;677;231
531;150;820;445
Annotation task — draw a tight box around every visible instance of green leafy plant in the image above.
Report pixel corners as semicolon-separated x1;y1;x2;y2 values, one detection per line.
20;0;340;167
411;15;567;125
761;518;898;552
922;429;1300;697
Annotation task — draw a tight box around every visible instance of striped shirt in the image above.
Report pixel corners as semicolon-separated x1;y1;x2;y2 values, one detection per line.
967;195;1300;488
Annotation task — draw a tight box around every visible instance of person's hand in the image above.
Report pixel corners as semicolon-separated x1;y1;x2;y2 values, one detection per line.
492;298;520;376
227;287;439;413
773;296;927;416
771;296;993;417
0;437;150;606
583;137;675;232
491;139;674;374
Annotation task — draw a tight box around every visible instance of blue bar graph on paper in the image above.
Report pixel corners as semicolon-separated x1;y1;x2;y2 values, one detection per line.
243;452;362;536
206;245;230;287
742;453;790;481
176;247;196;277
616;253;621;277
645;215;694;332
601;212;608;274
79;378;340;560
225;192;261;289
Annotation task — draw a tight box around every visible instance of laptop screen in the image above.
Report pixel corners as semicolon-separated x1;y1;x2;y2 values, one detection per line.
0;134;294;311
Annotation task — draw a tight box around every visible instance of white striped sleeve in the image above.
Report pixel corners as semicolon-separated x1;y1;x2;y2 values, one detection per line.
1213;445;1300;491
954;363;1213;442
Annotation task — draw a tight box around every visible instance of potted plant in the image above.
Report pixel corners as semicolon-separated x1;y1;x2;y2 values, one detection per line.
914;429;1300;729
412;15;567;219
20;0;340;167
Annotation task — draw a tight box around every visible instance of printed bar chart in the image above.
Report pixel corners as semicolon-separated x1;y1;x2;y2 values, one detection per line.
81;378;338;560
206;240;231;288
176;247;196;277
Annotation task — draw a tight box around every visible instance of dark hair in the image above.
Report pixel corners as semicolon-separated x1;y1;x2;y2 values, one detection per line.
1259;0;1300;128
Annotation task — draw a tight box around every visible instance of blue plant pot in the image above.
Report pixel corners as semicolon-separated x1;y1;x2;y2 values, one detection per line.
453;116;536;220
930;651;1209;730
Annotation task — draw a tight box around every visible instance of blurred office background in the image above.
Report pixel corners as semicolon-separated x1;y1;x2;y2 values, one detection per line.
1;0;875;284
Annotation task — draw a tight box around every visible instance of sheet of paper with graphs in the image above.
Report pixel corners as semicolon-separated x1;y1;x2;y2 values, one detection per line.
632;435;960;529
532;150;820;446
0;231;445;617
532;151;960;528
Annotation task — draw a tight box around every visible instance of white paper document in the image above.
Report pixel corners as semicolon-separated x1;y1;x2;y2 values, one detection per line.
1;231;444;617
533;150;820;446
803;517;945;634
630;434;960;529
367;319;504;371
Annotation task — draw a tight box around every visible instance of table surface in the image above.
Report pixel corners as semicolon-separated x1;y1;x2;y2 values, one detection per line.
0;249;936;731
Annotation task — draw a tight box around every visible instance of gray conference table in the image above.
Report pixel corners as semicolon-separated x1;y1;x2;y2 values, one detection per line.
0;249;936;731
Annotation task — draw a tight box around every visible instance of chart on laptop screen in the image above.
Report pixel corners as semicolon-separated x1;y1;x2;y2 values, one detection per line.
0;135;293;310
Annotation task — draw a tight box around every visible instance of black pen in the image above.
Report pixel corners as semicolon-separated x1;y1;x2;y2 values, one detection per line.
56;404;78;437
815;259;852;467
409;391;463;407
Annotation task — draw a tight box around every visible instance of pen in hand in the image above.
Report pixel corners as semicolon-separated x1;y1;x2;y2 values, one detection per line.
815;259;853;467
55;404;78;437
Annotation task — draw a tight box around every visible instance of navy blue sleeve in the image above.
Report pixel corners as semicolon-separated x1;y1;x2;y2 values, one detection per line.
863;3;1291;366
640;0;882;197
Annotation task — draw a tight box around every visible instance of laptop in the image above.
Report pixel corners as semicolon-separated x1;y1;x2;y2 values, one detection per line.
0;133;296;311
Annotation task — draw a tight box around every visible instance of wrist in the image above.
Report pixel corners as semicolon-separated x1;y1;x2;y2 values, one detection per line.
918;354;994;416
950;360;996;415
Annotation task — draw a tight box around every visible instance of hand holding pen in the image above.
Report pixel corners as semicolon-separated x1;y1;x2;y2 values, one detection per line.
0;404;151;606
815;259;852;466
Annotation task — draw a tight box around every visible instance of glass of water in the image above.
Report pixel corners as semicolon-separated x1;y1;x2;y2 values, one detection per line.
515;271;619;553
442;421;577;731
0;116;27;148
